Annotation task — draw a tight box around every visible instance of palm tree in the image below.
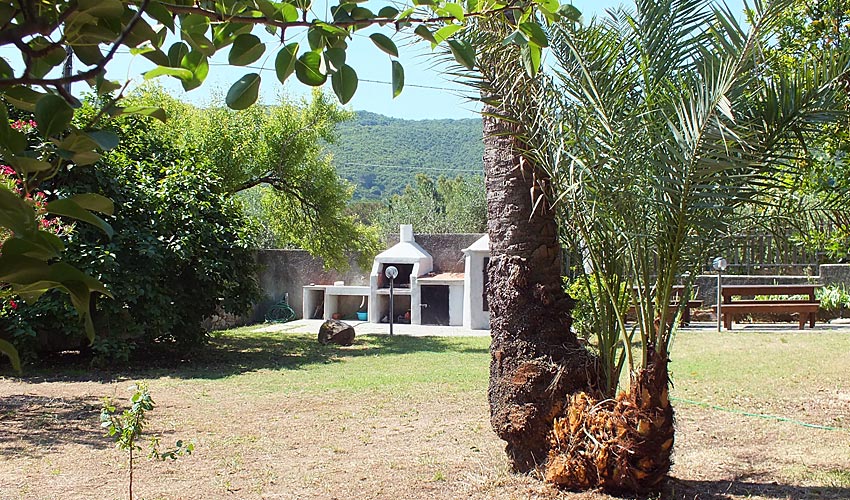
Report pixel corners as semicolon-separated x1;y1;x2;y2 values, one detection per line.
473;0;848;492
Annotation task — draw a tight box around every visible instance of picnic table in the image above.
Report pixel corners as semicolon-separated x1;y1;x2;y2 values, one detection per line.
717;284;821;330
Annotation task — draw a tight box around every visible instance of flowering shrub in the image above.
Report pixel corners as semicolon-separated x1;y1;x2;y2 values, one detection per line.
6;111;259;364
1;118;76;356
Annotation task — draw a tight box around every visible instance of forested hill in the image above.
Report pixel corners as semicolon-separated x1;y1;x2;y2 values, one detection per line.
324;111;484;200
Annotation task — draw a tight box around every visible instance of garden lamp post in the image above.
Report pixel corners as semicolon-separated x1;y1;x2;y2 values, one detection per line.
385;266;398;336
713;257;728;332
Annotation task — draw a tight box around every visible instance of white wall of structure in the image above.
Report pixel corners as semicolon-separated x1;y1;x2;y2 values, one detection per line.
463;235;490;330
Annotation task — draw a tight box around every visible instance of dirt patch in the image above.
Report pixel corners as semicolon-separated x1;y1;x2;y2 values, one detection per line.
0;377;848;500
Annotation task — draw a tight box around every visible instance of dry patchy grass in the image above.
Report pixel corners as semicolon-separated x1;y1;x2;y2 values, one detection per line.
0;327;848;499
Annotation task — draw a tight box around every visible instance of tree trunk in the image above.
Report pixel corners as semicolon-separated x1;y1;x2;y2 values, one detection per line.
482;103;597;472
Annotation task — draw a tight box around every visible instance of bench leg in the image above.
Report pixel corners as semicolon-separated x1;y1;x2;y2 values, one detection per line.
724;312;732;330
798;314;805;330
810;312;816;328
683;306;691;326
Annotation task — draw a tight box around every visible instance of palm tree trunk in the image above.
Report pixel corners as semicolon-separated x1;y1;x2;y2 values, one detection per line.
482;102;597;472
546;347;674;493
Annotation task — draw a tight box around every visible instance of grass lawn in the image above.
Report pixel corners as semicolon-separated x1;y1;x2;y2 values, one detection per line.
0;325;848;499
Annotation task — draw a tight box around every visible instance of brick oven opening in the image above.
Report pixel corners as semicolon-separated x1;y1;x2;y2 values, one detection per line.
378;263;414;288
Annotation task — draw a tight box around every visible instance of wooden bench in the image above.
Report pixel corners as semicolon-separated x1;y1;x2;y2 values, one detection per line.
717;284;821;330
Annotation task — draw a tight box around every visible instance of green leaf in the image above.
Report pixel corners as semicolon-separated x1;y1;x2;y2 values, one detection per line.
2;86;45;111
503;31;529;46
146;1;175;31
2;232;64;260
59;149;100;166
61;193;114;214
391;60;404;98
0;339;21;374
86;130;120;151
167;42;190;67
225;73;261;110
130;46;155;56
370;33;399;57
557;4;582;21
229;34;265;66
184;32;216;57
35;94;74;138
110;106;167;122
378;6;399;18
331;64;358;104
180;50;209;91
79;0;124;18
0;105;26;154
443;3;465;21
7;156;53;173
180;14;209;34
88;72;121;96
57;130;100;164
295;52;327;86
143;66;194;80
447;39;475;70
6;156;53;173
350;6;374;20
72;44;104;66
519;22;548;47
47;197;114;237
414;25;436;44
0;56;12;79
521;43;541;77
0;188;37;237
307;26;325;51
537;0;559;14
275;43;299;84
324;47;346;72
279;2;299;22
432;25;463;47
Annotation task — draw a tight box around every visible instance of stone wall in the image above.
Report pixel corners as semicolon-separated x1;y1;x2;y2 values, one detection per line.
253;233;485;321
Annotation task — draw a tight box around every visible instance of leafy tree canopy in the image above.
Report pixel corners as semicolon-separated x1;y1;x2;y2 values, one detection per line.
373;173;486;235
123;85;380;269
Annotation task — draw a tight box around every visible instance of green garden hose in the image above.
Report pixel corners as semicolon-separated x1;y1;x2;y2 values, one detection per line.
265;294;297;323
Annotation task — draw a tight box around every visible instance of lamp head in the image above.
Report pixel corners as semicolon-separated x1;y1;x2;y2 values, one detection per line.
712;257;728;272
385;266;399;279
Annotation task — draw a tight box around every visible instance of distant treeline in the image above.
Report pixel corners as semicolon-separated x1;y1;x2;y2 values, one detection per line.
323;111;484;200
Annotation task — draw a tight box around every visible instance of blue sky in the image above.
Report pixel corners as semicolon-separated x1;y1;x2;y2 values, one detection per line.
1;1;746;120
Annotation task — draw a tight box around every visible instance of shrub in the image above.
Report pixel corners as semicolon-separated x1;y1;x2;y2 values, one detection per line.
4;114;260;364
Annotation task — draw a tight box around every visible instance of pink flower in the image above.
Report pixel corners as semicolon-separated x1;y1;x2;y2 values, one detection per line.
8;300;17;310
0;165;14;177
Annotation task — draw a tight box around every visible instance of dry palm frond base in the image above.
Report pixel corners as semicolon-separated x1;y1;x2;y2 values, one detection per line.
546;349;674;495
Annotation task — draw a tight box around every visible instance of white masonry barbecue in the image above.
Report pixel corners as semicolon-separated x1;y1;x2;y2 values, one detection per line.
369;224;433;324
302;224;490;329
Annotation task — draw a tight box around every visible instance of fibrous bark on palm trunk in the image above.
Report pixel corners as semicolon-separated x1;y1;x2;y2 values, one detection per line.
482;103;597;472
545;347;674;493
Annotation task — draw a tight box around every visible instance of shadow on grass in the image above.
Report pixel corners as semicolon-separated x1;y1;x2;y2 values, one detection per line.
665;477;850;499
0;394;105;457
8;329;489;383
